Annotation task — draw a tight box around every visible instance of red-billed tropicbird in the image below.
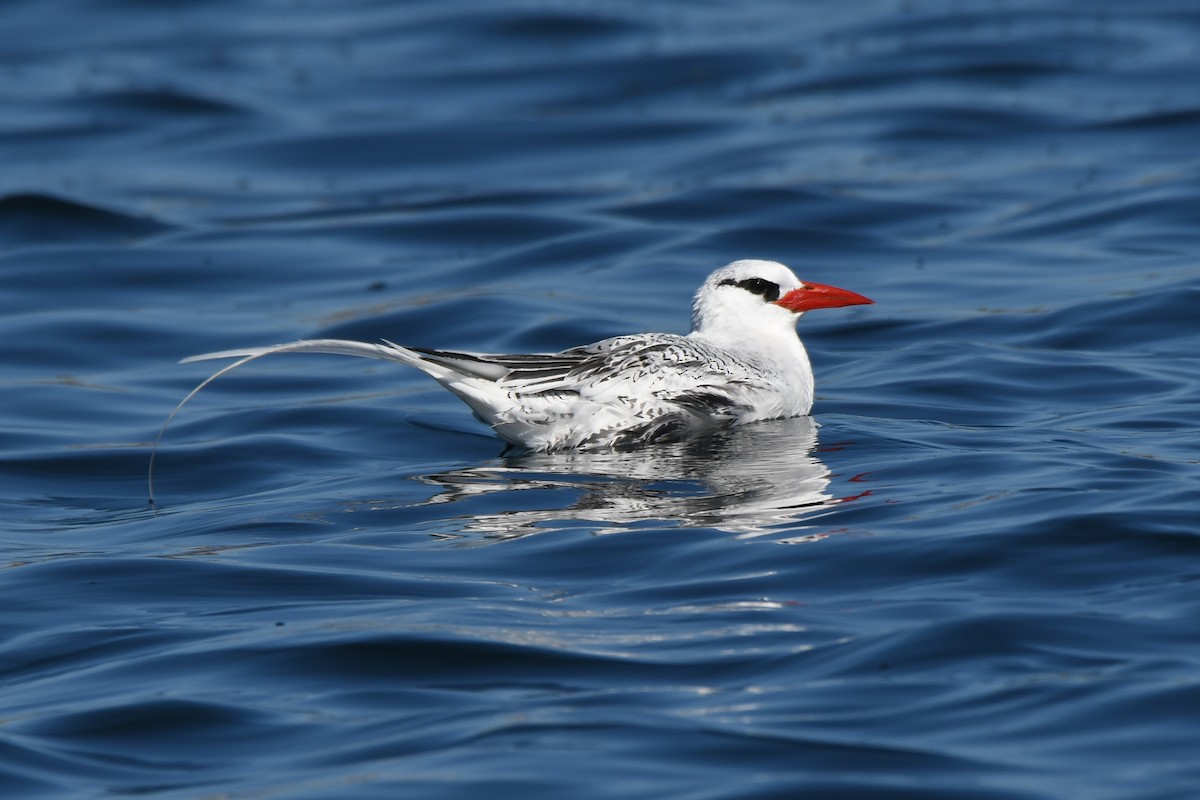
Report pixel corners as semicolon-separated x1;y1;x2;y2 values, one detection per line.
161;259;872;457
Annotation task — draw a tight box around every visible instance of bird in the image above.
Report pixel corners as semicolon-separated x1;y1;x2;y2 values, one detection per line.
152;260;871;488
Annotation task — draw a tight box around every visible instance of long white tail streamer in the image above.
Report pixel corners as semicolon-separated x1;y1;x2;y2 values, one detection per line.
147;339;413;507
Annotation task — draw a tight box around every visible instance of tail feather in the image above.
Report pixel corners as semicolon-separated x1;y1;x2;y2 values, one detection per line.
182;338;419;367
150;338;459;506
150;338;533;505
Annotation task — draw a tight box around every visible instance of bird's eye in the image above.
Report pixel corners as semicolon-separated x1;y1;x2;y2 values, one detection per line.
720;277;780;302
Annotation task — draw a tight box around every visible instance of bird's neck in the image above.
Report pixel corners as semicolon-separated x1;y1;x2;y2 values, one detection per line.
689;325;811;373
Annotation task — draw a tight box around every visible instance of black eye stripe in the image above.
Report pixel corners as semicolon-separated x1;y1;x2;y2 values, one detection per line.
719;277;781;303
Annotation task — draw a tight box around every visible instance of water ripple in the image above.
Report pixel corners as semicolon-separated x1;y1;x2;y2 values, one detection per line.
4;1;1200;799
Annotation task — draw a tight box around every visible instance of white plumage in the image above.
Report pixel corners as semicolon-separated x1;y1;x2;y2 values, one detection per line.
163;259;872;454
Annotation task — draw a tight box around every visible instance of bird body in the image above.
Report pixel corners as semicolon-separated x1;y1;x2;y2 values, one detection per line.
167;260;872;454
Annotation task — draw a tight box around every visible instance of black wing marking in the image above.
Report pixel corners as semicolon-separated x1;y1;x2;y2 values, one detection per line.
412;336;769;403
407;347;588;383
670;390;753;417
548;336;716;386
602;415;693;450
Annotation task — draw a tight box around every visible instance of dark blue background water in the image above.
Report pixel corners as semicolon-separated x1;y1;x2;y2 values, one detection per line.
3;2;1198;798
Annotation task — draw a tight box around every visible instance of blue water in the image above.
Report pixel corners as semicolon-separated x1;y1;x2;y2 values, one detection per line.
3;1;1199;797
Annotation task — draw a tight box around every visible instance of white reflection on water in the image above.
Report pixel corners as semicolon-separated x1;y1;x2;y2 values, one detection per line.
412;417;861;541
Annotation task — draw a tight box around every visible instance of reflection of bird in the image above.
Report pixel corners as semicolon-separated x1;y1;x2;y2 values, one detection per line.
168;260;872;453
381;417;858;541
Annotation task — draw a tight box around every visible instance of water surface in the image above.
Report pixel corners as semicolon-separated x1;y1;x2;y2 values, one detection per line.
2;2;1199;798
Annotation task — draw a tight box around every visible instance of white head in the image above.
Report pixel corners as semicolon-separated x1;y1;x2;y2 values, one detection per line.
690;259;872;343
